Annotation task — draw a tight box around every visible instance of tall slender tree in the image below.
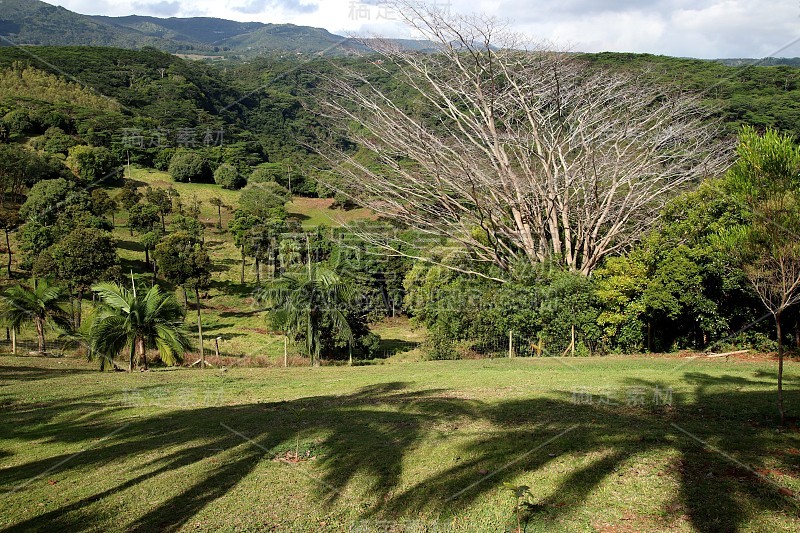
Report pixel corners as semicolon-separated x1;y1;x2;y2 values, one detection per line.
153;232;211;368
723;127;800;424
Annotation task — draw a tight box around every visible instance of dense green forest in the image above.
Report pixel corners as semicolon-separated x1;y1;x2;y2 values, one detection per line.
1;44;800;368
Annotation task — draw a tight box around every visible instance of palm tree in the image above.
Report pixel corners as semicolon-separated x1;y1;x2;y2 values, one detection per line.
90;281;191;372
264;265;353;366
278;239;302;273
0;278;70;354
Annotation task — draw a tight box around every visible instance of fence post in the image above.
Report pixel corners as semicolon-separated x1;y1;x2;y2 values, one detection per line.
571;325;575;356
508;330;513;358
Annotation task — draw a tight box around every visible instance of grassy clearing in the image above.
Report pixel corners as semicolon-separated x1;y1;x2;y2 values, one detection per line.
1;355;799;532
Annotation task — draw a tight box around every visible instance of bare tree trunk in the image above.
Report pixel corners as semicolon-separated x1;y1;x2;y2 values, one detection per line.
11;327;16;355
129;339;136;372
183;287;189;310
777;313;785;425
195;286;204;369
255;258;260;284
5;228;11;277
75;290;83;329
138;337;147;370
35;317;45;353
240;247;246;284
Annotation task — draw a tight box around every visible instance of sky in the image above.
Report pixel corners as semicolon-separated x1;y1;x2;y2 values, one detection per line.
45;0;800;58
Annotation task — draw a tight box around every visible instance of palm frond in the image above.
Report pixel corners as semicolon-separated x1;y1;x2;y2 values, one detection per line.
92;282;133;313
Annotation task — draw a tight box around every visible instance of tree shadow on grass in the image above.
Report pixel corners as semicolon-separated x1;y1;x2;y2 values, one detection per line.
0;373;798;532
0;364;95;384
209;279;257;298
374;338;420;359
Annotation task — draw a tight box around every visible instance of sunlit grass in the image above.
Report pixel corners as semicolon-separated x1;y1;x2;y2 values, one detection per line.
1;355;798;531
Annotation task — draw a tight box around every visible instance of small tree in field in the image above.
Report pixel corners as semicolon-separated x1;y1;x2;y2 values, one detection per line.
0;207;20;276
144;187;173;231
0;278;70;353
154;232;212;368
262;265;353;366
44;227;120;328
229;210;258;283
169;151;207;183
90;189;118;226
116;181;142;214
209;196;225;230
724;127;800;424
90;281;190;371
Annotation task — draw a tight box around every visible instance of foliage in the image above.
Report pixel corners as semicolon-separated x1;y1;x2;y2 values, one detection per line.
66;145;120;182
238;182;290;221
153;232;211;291
90;281;191;370
116;180;142;211
127;203;160;234
404;258;601;356
213;163;245;190
262;265;354;365
89;188;117;219
168;151;209;183
35;227;119;295
0;144;71;204
30;126;78;154
0;277;70;353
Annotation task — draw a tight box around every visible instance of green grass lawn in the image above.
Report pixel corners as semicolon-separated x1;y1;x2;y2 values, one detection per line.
1;355;799;532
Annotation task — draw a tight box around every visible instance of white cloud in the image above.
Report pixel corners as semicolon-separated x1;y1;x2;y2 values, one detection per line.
40;0;800;58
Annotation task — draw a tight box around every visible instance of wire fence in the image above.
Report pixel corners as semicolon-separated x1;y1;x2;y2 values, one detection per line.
0;338;74;355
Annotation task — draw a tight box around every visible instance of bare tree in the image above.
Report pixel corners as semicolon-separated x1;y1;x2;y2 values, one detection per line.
317;2;729;277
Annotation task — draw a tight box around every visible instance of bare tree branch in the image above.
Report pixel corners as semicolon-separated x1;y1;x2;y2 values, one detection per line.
314;2;731;276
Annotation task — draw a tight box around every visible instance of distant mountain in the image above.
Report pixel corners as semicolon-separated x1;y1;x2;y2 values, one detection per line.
90;15;265;46
0;0;367;56
5;0;796;64
0;0;184;50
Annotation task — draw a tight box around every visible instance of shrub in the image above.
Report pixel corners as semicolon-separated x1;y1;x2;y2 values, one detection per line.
66;145;120;182
214;163;245;190
153;148;176;171
168;151;208;183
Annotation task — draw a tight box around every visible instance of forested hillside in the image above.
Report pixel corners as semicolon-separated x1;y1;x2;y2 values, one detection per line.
1;44;800;367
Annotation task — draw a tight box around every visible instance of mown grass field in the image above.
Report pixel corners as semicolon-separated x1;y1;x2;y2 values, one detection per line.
1;355;799;532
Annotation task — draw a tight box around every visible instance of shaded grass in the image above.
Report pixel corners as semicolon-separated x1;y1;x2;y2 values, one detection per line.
1;356;799;532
